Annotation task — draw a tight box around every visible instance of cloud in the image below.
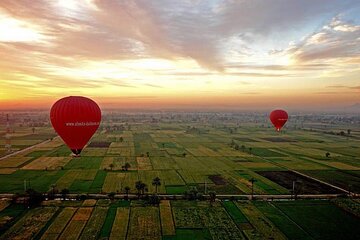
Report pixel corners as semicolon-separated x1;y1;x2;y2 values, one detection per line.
239;92;260;95
143;0;359;70
0;11;47;43
286;16;360;62
327;85;360;90
226;72;294;77
158;71;293;77
226;63;333;71
144;83;163;88
0;0;359;107
326;85;349;88
1;0;357;72
216;0;357;34
315;91;344;94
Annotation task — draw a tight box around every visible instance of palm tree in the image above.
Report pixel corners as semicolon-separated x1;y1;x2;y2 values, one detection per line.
208;191;216;206
293;180;302;199
189;187;199;200
144;186;148;195
135;181;142;198
135;181;146;198
325;152;330;158
48;184;57;200
60;188;69;201
108;192;116;200
249;178;257;199
241;145;245;152
109;163;114;171
124;162;131;171
152;177;161;194
51;184;57;194
124;186;131;198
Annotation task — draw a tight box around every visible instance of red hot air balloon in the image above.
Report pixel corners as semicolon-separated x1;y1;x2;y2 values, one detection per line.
270;109;288;131
50;96;101;156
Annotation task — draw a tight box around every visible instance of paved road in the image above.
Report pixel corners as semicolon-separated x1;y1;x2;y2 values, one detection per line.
1;193;357;200
0;137;58;161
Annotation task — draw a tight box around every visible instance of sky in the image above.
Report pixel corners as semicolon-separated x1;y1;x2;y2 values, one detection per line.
0;0;359;111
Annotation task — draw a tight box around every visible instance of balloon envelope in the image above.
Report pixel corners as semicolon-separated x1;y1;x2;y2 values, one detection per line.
50;96;101;155
270;109;288;131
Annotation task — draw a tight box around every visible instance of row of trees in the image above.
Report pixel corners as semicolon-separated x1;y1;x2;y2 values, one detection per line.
13;186;71;208
108;162;131;171
23;175;350;206
16;176;312;209
183;187;216;206
230;140;252;154
16;176;219;208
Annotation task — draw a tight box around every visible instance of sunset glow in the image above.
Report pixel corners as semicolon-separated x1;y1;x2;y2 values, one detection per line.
0;0;359;111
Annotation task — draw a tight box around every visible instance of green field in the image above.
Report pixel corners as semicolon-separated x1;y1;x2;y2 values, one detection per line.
1;119;359;195
273;200;360;240
0;199;359;240
0;112;360;239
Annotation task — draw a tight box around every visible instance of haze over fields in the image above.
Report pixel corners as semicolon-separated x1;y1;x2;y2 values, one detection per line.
0;0;359;111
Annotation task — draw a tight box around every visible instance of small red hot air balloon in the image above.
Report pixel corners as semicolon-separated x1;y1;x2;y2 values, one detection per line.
270;109;288;132
50;96;101;156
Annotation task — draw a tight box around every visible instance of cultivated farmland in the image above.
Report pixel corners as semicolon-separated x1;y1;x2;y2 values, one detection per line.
0;111;359;239
0;199;355;239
